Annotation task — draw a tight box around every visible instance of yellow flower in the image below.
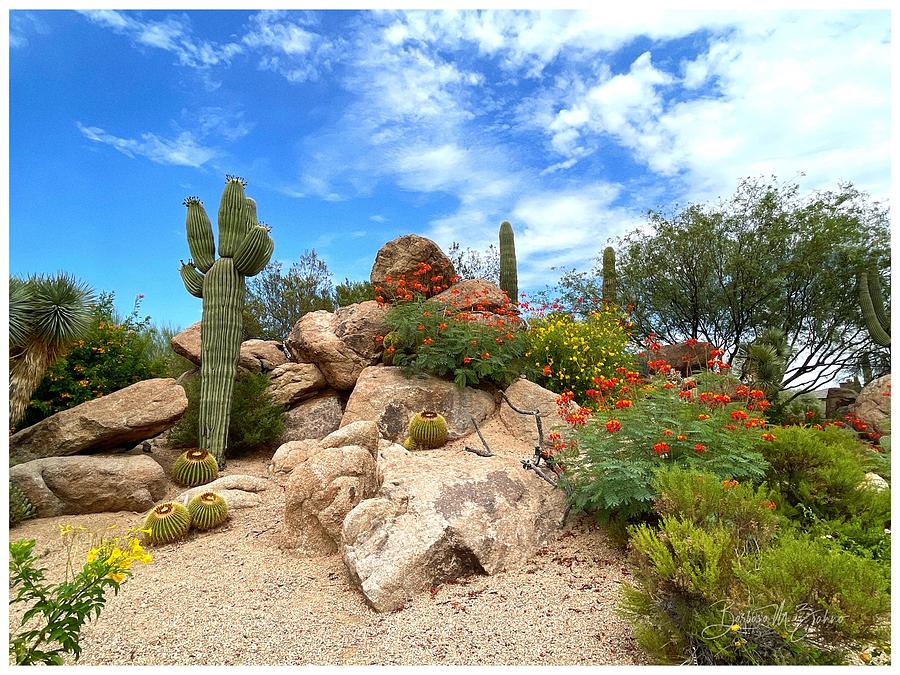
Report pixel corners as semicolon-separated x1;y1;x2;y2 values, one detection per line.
58;523;74;537
86;548;101;563
730;624;740;632
107;572;126;583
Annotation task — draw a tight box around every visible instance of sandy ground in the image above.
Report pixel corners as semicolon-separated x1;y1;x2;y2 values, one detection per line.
8;418;646;666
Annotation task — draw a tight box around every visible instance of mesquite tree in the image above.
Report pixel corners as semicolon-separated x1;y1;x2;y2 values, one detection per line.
178;175;274;467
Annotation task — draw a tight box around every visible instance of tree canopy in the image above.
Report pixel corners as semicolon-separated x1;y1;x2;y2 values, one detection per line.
557;177;890;396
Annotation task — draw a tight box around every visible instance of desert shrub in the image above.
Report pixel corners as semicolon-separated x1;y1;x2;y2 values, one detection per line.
383;296;525;388
653;466;783;550
760;425;873;520
143;322;196;379
335;278;374;307
735;533;890;653
21;293;167;427
524;307;633;401
620;517;752;664
560;372;769;521
168;371;284;456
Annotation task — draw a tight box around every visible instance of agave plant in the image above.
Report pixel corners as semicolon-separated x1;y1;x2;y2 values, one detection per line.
737;328;791;400
9;274;95;427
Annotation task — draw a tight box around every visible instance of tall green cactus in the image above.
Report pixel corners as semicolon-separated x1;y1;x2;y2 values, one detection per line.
859;266;890;347
498;220;518;306
602;246;617;306
179;176;274;467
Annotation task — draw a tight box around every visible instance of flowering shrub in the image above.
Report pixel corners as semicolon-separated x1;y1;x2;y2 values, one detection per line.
9;523;152;665
556;364;771;521
373;262;456;303
524;305;633;403
381;293;525;389
21;293;167;428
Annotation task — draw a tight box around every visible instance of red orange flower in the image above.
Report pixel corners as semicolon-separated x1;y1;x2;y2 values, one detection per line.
606;419;621;433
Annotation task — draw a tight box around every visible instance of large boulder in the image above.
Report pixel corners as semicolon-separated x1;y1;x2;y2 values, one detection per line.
10;454;169;517
341;366;496;443
285;302;388;390
431;279;510;313
342;447;567;611
176;474;269;510
850;374;891;435
270;421;380;476
282;445;379;555
281;392;344;443
170;322;287;373
270;420;381;476
370;234;456;300
650;342;712;376
265;362;327;407
500;378;572;448
10;379;188;466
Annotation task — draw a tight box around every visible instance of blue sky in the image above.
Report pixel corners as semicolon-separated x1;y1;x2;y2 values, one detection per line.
8;8;892;330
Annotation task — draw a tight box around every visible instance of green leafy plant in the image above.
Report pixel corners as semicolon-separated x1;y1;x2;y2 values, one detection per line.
168;371;285;457
187;491;229;530
759;425;874;520
21;292;168;428
407;410;449;449
559;372;770;521
524;306;632;402
172;449;219;487
653;466;783;549
9;524;151;664
178;175;275;467
143;501;192;545
335;278;374;307
383;296;525;388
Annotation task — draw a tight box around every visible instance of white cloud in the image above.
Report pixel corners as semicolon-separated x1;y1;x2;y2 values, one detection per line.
79;10;242;68
10;11;51;48
76;123;216;167
242;11;341;82
369;214;387;223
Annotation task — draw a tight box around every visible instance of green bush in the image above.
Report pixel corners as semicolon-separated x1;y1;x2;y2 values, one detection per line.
168;371;285;456
383;296;525;388
653;466;783;549
760;425;873;520
524;307;633;401
736;533;890;652
21;293;167;428
560;374;769;521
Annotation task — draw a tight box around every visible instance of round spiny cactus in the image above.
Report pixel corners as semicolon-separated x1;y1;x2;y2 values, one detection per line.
143;501;191;545
10;482;36;526
188;491;229;531
408;411;449;449
402;435;416;451
173;449;219;487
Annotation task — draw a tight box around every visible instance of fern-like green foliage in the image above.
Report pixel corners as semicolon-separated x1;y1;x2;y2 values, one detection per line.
560;379;768;521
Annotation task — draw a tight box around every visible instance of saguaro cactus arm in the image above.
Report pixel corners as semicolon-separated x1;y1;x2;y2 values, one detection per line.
498;220;518;305
217;176;251;257
233;224;274;276
179;260;205;298
859;268;890;347
184;197;216;273
602;246;617;306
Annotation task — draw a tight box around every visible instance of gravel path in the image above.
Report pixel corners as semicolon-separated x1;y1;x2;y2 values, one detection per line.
9;426;646;666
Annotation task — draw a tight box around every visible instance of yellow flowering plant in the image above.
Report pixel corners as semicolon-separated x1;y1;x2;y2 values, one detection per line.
8;523;152;665
525;306;633;402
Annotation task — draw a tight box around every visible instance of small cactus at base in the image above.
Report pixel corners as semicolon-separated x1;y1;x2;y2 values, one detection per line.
402;435;416;451
187;491;229;531
143;501;191;545
408;411;449;449
10;482;36;526
173;449;219;487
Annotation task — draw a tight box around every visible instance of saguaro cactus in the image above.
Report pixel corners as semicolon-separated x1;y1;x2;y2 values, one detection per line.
858;266;890;348
179;176;274;467
602;246;617;306
499;220;518;306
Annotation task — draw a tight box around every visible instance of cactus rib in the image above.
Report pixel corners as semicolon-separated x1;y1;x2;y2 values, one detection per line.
173;448;219;487
188;491;229;530
408;411;449;449
143;501;191;545
179;260;205;298
184;197;216;273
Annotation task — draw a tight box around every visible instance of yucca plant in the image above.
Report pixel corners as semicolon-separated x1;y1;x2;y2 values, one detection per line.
9;274;95;427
